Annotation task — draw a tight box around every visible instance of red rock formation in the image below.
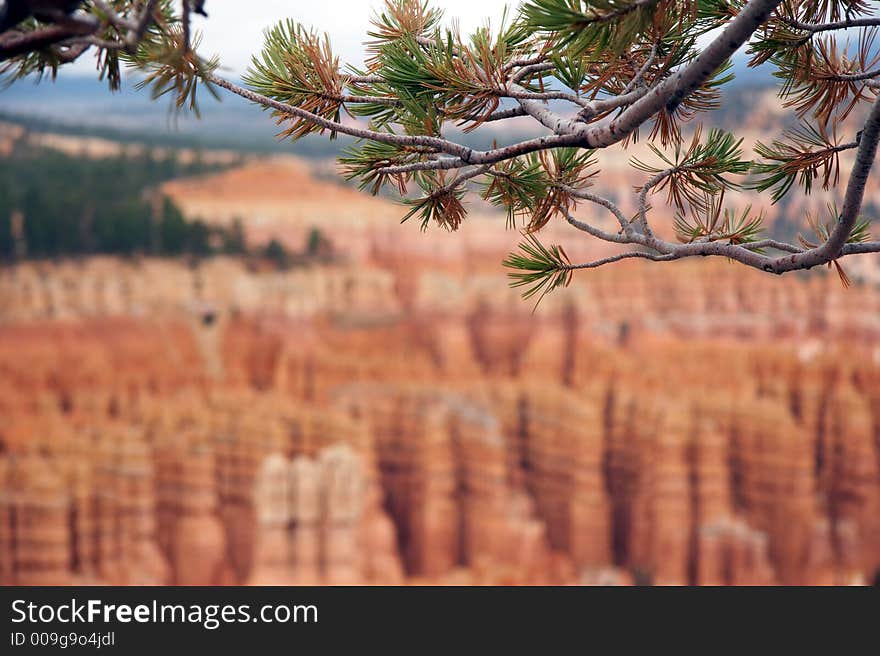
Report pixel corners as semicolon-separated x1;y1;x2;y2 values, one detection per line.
170;446;230;585
0;254;879;585
248;445;404;585
0;454;71;585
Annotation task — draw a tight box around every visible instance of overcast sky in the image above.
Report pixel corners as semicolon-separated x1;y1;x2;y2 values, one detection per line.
194;0;513;75
64;1;723;77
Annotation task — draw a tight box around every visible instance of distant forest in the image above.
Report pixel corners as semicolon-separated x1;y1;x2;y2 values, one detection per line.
0;138;327;265
0;142;235;259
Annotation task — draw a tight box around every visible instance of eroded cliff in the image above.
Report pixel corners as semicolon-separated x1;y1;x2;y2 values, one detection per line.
0;255;878;585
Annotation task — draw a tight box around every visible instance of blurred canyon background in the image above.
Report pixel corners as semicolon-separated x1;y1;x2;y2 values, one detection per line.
0;67;879;587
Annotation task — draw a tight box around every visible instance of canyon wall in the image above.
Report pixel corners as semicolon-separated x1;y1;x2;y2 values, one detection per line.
0;255;878;585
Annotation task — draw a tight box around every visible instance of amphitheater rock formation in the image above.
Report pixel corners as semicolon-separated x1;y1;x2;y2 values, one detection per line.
0;250;878;586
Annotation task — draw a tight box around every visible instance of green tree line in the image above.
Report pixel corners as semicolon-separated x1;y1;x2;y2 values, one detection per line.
0;141;246;260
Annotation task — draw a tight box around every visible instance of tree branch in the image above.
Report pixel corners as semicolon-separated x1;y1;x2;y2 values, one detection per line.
564;250;677;269
825;67;880;83
91;0;137;32
778;15;880;34
769;93;880;273
0;16;97;60
581;0;784;148
840;241;880;256
621;42;659;95
125;0;161;51
564;187;631;233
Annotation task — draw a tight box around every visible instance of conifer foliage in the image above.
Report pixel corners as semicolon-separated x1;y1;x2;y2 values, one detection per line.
2;1;879;300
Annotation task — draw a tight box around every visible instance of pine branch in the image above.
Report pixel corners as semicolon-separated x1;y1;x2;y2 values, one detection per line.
752;122;858;203
503;232;573;306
